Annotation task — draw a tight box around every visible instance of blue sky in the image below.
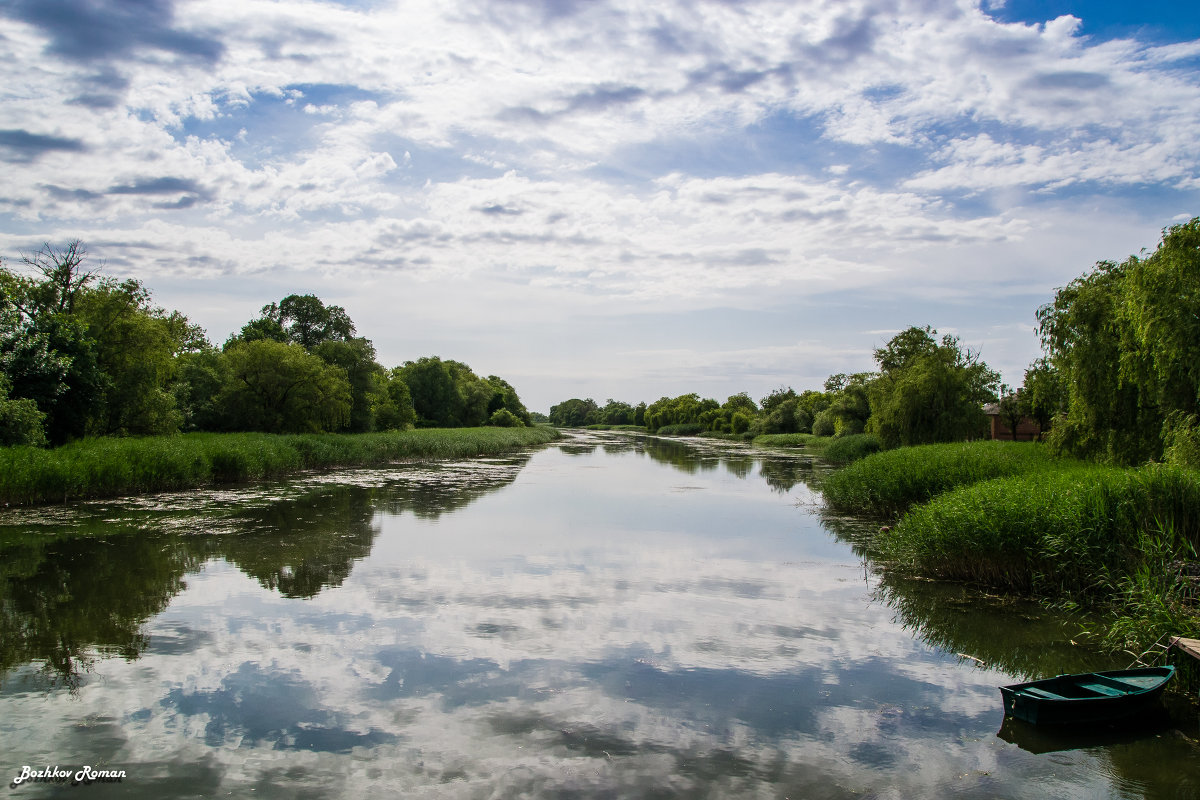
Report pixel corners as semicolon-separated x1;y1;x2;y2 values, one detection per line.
1;0;1197;411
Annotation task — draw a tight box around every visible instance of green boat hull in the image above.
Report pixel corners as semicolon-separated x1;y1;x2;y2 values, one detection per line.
1000;666;1175;726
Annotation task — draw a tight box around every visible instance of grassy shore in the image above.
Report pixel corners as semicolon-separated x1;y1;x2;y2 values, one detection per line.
879;464;1200;651
821;440;1066;519
0;426;562;506
821;440;1200;656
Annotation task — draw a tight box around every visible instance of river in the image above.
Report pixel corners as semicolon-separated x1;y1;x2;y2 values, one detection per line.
1;431;1197;798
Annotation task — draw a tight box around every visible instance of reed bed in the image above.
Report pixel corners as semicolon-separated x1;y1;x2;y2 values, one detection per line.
821;440;1064;519
0;427;561;506
877;465;1200;647
821;434;882;465
652;423;707;436
752;433;821;448
879;465;1200;591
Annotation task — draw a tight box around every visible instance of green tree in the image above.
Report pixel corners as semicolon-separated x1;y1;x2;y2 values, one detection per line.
997;385;1025;441
171;348;225;432
867;326;999;448
73;279;198;436
1;242;207;441
217;340;351;433
231;294;355;350
375;369;417;430
826;374;873;435
599;399;635;426
313;338;386;432
549;398;600;427
1021;357;1064;439
1037;219;1200;463
399;357;460;427
485;375;531;425
489;408;522;427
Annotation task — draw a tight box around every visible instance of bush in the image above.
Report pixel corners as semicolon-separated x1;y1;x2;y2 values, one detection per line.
488;409;523;427
812;409;836;437
0;392;46;447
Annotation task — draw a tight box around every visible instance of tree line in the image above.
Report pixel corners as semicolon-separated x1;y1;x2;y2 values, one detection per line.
0;241;531;446
551;324;1000;447
553;218;1200;467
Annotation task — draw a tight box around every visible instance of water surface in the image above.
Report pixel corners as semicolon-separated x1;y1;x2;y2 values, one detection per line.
1;432;1197;797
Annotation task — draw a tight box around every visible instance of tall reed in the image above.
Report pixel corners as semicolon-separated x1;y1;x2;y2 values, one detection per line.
878;465;1200;594
0;427;561;506
821;440;1064;519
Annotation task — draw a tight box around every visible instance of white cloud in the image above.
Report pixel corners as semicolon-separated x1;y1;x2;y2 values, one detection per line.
0;0;1196;403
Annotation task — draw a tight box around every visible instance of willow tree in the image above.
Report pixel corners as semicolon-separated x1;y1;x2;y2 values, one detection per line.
1037;218;1200;464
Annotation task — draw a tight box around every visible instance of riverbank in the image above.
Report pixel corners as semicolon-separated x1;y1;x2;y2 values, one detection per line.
0;426;562;506
821;440;1200;661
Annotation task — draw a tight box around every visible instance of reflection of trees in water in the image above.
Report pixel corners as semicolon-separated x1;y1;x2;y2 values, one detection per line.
638;435;819;493
375;456;530;521
642;438;720;475
213;486;379;599
820;511;1105;680
0;533;201;691
818;512;880;560
873;573;1104;680
0;454;534;686
214;456;531;597
756;456;816;493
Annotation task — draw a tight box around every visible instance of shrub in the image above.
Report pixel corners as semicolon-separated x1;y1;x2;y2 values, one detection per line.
488;409;523;427
812;409;836;437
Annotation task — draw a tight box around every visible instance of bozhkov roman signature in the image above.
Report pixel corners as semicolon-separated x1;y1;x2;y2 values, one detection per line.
9;765;126;788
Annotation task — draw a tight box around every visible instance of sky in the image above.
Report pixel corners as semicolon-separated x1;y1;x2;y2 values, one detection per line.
1;0;1197;412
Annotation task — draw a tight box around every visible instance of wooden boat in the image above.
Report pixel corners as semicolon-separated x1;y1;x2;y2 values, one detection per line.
999;666;1175;726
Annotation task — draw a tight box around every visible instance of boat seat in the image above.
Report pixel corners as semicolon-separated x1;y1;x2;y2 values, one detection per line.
1020;687;1065;700
1078;682;1125;697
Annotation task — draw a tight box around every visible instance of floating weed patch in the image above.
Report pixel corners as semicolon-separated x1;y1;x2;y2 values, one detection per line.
0;427;561;506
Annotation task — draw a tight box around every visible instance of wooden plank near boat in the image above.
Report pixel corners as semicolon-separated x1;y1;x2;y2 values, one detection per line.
1170;636;1200;662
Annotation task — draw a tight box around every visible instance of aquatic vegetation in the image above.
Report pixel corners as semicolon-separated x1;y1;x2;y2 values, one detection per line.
821;440;1065;519
752;433;821;448
878;465;1200;648
0;427;561;506
821;433;882;465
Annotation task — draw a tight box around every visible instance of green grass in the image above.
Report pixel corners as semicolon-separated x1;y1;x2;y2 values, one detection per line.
653;423;707;436
877;465;1200;649
752;433;824;448
821;433;882;465
0;427;562;506
821;440;1065;519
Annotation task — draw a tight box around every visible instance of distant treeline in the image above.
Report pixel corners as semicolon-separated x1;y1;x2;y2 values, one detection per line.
0;241;531;447
552;218;1200;468
552;324;999;447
